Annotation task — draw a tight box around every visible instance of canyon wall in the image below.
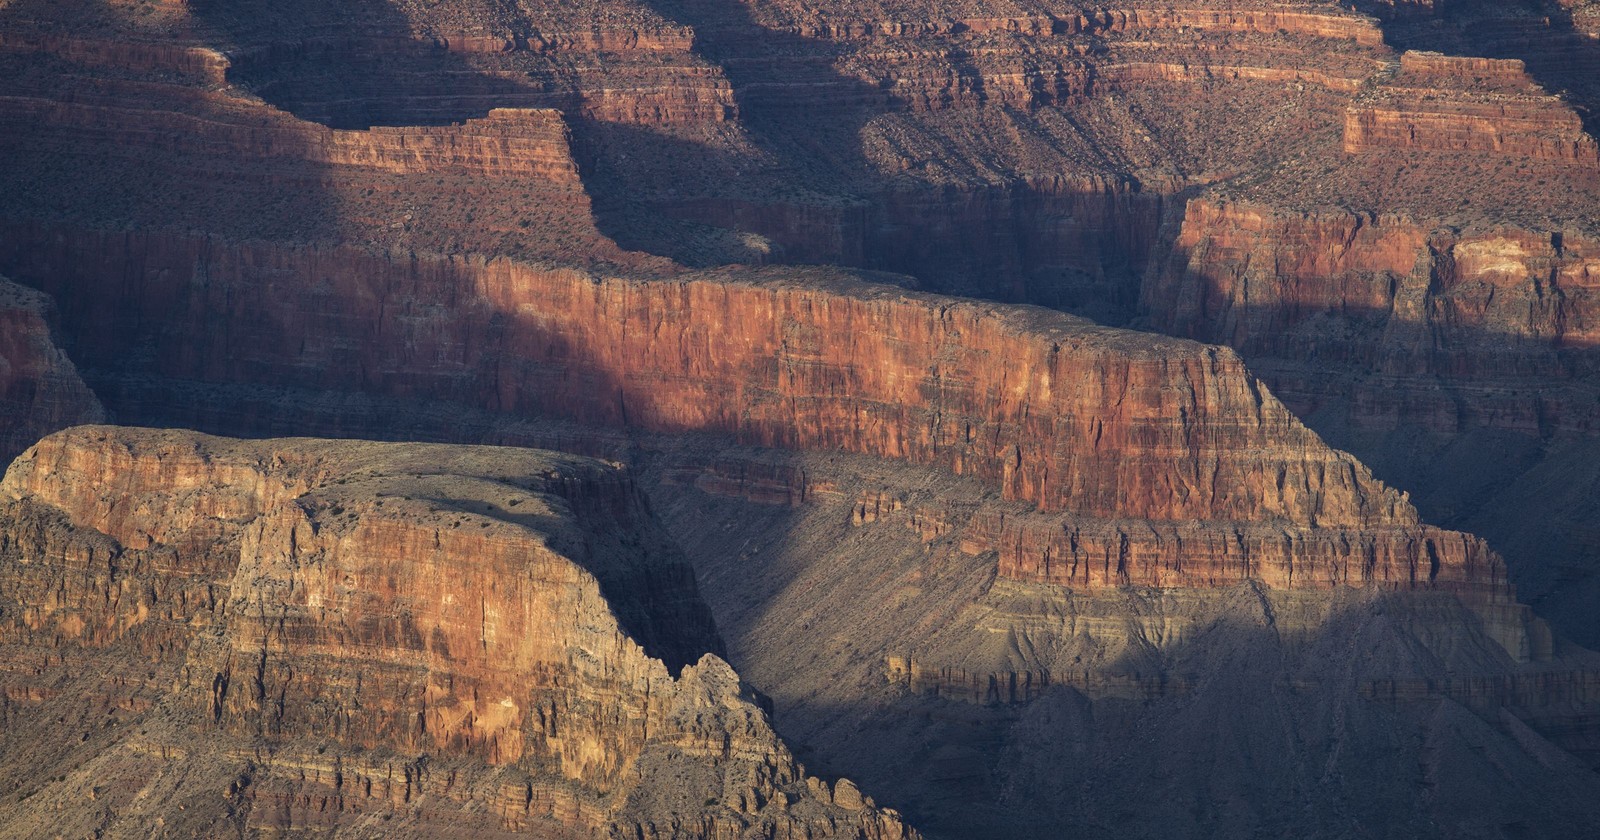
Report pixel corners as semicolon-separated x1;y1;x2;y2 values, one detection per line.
0;227;1420;532
3;97;583;180
0;426;913;839
0;278;104;464
1145;196;1600;648
0;30;663;270
2;2;1599;836
0;227;1539;618
646;441;1600;839
0;32;230;84
1147;199;1600;435
1344;52;1599;164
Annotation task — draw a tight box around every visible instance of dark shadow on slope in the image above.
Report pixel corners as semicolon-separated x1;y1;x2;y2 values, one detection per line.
1142;276;1600;650
651;462;1600;839
6;214;1600;836
572;0;887;264
1363;0;1600;137
573;0;1164;323
0;0;720;672
683;570;1600;838
187;0;543;128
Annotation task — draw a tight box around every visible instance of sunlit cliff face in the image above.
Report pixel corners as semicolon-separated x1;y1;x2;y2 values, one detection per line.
1;0;1600;838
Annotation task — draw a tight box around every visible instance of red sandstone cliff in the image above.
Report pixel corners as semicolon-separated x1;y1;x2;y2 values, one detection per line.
1344;52;1599;165
0;427;914;839
0;228;1408;525
1147;198;1600;436
0;228;1541;625
1;3;1598;836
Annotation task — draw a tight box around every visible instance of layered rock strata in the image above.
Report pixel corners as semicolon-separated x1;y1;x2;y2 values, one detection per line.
0;0;1399;306
1344;51;1599;164
0;226;1540;646
0;277;103;464
0;4;1596;837
0;31;662;270
0;426;913;839
1145;194;1600;645
639;440;1600;839
0;229;1403;526
1148;199;1600;435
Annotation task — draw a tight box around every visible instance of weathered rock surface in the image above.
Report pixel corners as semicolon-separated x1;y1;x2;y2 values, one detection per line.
1345;52;1598;164
1145;194;1600;645
2;228;1437;536
639;442;1600;839
0;426;914;839
0;25;666;271
2;0;1600;838
0;277;103;464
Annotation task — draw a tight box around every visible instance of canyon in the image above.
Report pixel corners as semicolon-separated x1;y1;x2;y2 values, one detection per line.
2;0;1600;837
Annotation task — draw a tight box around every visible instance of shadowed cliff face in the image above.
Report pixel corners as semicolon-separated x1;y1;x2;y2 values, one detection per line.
637;442;1600;840
0;229;1422;533
1144;198;1600;647
0;0;665;270
0;278;103;465
188;0;539;128
1363;0;1600;136
2;2;1600;839
0;427;915;839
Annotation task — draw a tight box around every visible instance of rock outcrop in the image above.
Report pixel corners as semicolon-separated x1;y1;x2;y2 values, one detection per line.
0;278;103;464
1148;199;1600;436
0;29;664;271
0;426;914;839
642;440;1600;839
4;224;1529;663
0;228;1414;530
1144;195;1600;647
1344;52;1598;164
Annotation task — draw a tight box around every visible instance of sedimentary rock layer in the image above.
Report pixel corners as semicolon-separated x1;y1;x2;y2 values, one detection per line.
4;96;583;179
1344;51;1599;164
0;278;103;464
0;33;660;270
645;441;1600;839
0;226;1537;612
0;227;1405;528
0;426;913;839
1144;195;1600;647
1148;198;1600;435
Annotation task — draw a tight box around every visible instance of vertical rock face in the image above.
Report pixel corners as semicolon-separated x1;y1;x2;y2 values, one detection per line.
1144;195;1600;647
1;1;1599;838
0;229;1414;531
0;278;103;465
0;426;914;839
0;227;1533;650
1344;52;1600;164
1148;199;1600;438
0;29;667;271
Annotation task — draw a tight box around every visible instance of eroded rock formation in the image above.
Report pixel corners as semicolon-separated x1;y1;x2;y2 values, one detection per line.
1344;52;1599;164
0;228;1418;529
640;441;1600;839
0;426;913;839
0;277;103;464
3;0;1600;837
